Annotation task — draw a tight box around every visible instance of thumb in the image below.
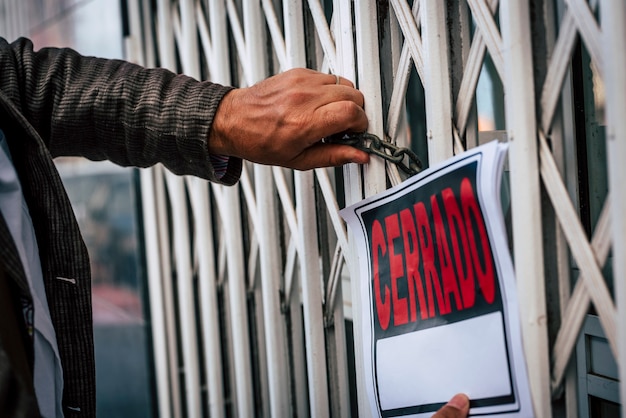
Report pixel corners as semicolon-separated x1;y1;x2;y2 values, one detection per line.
431;394;470;418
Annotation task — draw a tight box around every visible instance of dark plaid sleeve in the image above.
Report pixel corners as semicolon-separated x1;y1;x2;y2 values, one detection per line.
0;37;241;185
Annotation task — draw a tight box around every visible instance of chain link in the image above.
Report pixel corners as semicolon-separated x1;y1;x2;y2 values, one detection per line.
324;132;423;177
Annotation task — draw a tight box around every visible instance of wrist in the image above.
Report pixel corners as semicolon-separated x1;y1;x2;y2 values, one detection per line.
208;88;238;157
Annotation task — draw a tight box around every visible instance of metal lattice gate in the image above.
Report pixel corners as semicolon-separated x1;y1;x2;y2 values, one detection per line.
121;1;626;417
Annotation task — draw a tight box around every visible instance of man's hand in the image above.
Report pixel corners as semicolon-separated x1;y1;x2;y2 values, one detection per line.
209;68;370;170
432;394;470;418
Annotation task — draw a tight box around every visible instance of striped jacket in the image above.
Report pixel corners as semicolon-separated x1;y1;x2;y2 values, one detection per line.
0;37;240;417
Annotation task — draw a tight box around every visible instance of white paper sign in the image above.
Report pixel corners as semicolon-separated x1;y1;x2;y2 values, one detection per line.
340;141;533;417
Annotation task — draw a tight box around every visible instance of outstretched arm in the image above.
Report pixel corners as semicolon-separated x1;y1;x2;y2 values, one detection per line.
0;37;237;183
0;37;368;184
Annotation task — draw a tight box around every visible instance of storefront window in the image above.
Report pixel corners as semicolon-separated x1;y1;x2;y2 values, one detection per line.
59;161;154;418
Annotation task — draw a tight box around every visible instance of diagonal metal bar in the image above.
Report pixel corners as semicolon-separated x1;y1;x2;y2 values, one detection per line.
455;0;499;135
551;197;611;393
565;0;603;78
541;0;599;132
452;125;466;155
283;236;298;304
385;1;420;188
540;11;577;132
272;166;299;239
225;0;253;86
387;0;422;140
539;133;617;353
455;34;486;135
324;242;344;320
217;231;226;288
389;0;425;85
467;0;504;76
239;164;258;232
247;234;259;292
261;0;287;70
307;0;338;72
388;48;416;139
217;230;231;280
195;3;216;77
314;168;351;270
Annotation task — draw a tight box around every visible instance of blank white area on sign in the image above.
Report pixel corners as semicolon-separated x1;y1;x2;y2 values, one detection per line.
376;311;512;411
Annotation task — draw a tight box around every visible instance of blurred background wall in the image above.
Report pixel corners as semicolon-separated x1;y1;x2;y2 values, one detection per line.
0;1;155;416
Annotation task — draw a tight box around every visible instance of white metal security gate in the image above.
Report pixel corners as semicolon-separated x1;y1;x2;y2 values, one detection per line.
121;1;626;417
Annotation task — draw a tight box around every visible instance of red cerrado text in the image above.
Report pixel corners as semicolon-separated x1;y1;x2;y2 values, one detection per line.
370;177;496;331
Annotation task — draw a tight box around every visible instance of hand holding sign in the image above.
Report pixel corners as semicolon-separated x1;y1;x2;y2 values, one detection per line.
432;394;470;418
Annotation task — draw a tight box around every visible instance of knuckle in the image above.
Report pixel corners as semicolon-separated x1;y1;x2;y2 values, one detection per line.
286;68;308;84
288;90;308;105
337;102;365;127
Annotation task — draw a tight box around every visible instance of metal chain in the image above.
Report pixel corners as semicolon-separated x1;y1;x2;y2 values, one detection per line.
323;132;423;177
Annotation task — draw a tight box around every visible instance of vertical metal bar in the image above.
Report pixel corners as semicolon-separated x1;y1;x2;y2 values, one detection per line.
157;0;177;68
283;1;330;416
295;171;329;418
420;1;453;164
540;2;578;415
339;2;363;417
180;0;200;78
500;2;551;416
252;279;272;418
155;2;183;417
171;3;204;417
327;5;356;418
125;0;144;65
139;169;173;418
188;176;226;418
206;2;250;418
601;0;626;409
125;1;176;416
196;3;230;418
209;0;231;83
351;3;381;418
243;1;278;417
226;164;261;416
552;82;580;418
163;172;202;418
329;257;351;418
155;169;182;418
452;0;478;151
328;7;354;417
141;0;156;68
354;1;386;196
288;278;308;418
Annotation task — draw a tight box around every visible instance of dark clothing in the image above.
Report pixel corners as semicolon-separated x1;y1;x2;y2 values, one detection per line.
0;37;240;417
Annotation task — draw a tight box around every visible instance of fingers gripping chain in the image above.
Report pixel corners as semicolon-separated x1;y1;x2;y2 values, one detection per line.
324;132;423;177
